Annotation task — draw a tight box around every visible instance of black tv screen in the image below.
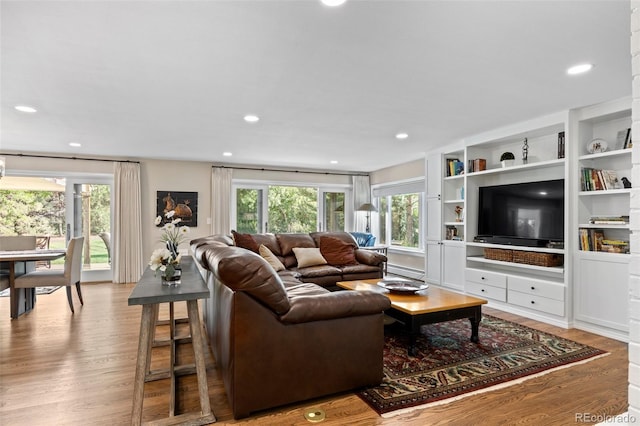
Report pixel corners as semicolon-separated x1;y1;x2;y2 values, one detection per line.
477;179;564;245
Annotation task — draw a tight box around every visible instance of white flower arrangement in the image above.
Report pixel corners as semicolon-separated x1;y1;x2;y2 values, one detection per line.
149;210;190;277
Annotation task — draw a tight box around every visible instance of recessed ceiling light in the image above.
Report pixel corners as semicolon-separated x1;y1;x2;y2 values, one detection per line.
396;132;409;140
244;114;260;123
321;0;347;6
567;63;593;75
330;160;338;164
69;142;82;148
223;152;233;157
15;105;37;113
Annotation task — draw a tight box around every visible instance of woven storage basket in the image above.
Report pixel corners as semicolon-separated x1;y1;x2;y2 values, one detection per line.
484;248;513;262
512;251;563;267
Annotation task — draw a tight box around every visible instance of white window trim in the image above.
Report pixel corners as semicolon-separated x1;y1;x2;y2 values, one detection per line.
372;177;425;250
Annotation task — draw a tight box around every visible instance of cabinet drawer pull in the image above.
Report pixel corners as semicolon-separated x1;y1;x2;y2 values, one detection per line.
531;286;535;290
481;289;485;292
531;300;535;304
481;277;486;280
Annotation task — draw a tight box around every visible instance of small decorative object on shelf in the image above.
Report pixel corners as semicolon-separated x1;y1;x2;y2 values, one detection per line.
557;131;565;159
624;128;632;149
622;177;632;188
454;205;463;222
499;152;515;168
522;138;529;164
587;138;607;154
150;210;191;285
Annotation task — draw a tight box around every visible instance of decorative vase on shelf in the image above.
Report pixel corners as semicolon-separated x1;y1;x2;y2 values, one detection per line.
500;152;515;168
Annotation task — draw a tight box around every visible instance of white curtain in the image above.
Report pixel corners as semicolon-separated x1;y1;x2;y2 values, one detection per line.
211;167;232;235
352;175;371;232
112;162;144;283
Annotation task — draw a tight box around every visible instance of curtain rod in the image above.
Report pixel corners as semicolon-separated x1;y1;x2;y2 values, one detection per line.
0;152;140;164
213;164;369;177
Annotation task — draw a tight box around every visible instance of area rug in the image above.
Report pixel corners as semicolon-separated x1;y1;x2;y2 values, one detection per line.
358;314;608;417
0;286;61;297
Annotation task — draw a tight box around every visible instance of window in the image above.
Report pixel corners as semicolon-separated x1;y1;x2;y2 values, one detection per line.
373;179;425;250
1;174;113;281
233;183;349;233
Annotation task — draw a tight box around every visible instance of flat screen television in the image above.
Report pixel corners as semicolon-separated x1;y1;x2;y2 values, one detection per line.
476;179;564;247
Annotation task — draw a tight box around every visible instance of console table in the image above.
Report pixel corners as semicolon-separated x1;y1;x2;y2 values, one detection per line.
128;256;215;425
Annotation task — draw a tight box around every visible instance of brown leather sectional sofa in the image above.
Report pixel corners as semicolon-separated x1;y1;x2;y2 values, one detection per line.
190;232;391;419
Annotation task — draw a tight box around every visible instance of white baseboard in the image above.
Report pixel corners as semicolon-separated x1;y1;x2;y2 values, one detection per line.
387;264;424;281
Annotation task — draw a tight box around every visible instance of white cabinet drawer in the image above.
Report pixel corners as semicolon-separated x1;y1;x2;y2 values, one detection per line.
508;290;565;316
508;276;565;301
465;268;506;288
466;281;507;302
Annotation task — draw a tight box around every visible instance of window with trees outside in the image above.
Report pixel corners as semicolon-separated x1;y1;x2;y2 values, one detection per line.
234;184;347;234
373;179;425;250
0;176;112;274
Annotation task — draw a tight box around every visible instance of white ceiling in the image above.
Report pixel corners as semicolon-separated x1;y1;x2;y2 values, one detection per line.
0;0;632;173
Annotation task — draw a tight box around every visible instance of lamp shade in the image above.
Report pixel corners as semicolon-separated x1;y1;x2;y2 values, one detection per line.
357;203;377;212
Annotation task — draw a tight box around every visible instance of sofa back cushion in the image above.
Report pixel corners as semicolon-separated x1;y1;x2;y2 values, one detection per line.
252;233;282;256
319;236;358;266
206;245;290;315
276;233;316;268
310;231;358;247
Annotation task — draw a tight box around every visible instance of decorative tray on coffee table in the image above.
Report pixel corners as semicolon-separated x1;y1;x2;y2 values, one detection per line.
377;278;428;294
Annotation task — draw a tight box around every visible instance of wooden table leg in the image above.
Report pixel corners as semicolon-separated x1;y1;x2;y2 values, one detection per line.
131;304;155;426
186;300;215;422
469;307;482;343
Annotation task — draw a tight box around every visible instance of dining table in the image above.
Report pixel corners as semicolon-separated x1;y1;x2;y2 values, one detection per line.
0;249;67;318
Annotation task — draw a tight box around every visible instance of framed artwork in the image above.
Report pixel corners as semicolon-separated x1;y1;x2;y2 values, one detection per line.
156;191;198;227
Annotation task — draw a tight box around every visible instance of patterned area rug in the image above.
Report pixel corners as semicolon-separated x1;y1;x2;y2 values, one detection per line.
0;286;61;297
358;314;608;417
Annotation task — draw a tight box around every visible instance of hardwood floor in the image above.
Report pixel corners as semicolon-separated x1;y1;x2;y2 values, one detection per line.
0;283;628;425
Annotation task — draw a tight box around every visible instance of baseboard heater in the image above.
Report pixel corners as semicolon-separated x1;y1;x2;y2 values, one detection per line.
387;264;425;281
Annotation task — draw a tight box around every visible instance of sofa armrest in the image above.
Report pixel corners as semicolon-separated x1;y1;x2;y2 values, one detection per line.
279;290;390;324
355;249;387;266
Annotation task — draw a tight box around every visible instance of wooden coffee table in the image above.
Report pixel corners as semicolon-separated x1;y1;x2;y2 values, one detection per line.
337;279;488;356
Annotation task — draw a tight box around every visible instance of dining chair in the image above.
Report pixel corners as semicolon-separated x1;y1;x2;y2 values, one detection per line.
15;236;84;313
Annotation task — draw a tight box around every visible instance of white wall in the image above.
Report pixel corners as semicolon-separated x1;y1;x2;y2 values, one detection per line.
629;1;640;420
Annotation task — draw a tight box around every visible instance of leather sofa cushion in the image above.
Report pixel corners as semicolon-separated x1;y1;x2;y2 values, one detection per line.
253;233;282;256
310;231;358;247
277;233;316;256
280;290;391;324
231;230;259;253
292;264;342;278
207;245;291;315
319;236;357;266
339;263;381;274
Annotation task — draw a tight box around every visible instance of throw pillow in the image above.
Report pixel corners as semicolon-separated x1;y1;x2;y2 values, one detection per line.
319;236;358;266
259;244;285;272
231;230;259;253
292;247;327;268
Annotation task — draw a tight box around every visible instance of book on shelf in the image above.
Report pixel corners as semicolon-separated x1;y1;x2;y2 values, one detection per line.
557;131;565;159
578;228;605;251
581;168;621;191
445;158;465;177
588;215;629;225
467;158;486;173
